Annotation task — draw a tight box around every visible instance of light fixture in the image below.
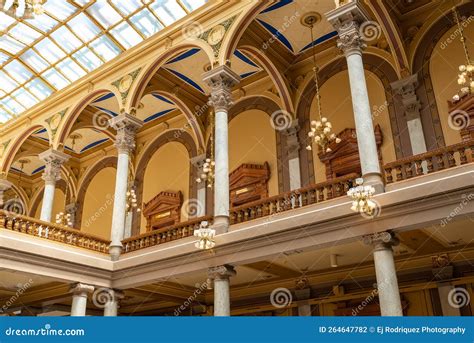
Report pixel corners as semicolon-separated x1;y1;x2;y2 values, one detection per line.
194;221;216;250
55;170;73;227
69;133;82;152
1;0;46;20
347;178;377;216
126;160;140;213
196;110;215;188
302;13;341;153
452;7;474;102
330;254;338;268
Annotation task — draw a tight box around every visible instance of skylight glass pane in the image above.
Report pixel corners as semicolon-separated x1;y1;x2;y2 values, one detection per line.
182;0;207;10
0;71;19;93
150;0;186;25
20;49;49;72
57;58;86;81
0;36;25;54
110;22;143;48
4;60;33;83
43;0;77;20
12;88;38;108
111;0;142;15
87;1;122;29
0;111;10;123
25;78;53;100
9;23;42;45
90;35;121;62
0;13;16;31
41;68;69;90
0;52;10;64
27;14;58;33
73;47;103;71
130;8;163;37
50;26;83;53
35;38;66;63
3;97;25;114
68;13;101;43
72;0;91;6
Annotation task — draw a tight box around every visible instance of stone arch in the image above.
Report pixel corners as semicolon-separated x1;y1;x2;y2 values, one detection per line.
132;129;198;236
75;156;117;229
410;1;474;150
296;54;407;186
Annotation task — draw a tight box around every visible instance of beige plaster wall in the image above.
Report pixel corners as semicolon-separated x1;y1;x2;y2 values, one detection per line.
312;70;396;182
80;167;116;239
430;22;474;146
229;109;279;196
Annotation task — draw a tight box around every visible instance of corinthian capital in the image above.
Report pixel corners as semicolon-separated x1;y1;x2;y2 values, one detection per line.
39;148;70;184
202;65;240;113
109;114;143;154
208;264;236;280
325;0;370;56
363;231;399;251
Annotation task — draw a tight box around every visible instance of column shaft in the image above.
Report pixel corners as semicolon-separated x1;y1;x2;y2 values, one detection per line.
40;182;56;222
104;300;119;316
214;278;230;316
373;247;403;316
70;294;88;316
214;109;229;220
109;152;129;252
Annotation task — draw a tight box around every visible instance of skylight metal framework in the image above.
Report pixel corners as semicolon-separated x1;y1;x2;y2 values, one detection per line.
0;0;207;124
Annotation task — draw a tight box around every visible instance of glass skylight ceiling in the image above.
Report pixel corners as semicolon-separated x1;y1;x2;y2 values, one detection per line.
0;0;207;124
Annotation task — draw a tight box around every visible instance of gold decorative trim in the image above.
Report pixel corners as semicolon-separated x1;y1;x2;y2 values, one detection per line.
45;108;68;138
112;67;142;105
199;15;237;58
0;140;11;159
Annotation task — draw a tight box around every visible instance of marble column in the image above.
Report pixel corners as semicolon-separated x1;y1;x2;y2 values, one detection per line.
391;74;428;156
191;153;207;217
326;1;384;192
103;289;124;317
202;66;240;232
284;119;302;191
70;283;94;317
38;149;69;222
208;265;236;316
363;231;403;316
0;179;12;209
108;114;143;261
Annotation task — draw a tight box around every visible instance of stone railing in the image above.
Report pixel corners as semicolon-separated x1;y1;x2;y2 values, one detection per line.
383;139;474;184
122;215;213;253
230;173;358;224
0;210;110;253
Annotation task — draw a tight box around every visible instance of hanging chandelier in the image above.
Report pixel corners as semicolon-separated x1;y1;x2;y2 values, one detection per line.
303;14;341;153
196;110;215;188
0;0;46;20
126;160;140;213
452;7;474;102
194;220;216;250
347;178;377;216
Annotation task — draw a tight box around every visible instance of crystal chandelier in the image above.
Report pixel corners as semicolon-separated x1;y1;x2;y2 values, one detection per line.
0;0;46;20
196;110;215;188
303;14;341;153
194;221;216;250
452;7;474;102
347;178;377;216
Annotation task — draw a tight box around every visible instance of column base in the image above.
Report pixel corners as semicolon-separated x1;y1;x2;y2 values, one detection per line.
109;245;122;261
363;172;385;194
213;215;229;234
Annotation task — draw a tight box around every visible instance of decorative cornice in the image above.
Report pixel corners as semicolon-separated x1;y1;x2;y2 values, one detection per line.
203;65;240;113
207;264;236;280
108;114;143;154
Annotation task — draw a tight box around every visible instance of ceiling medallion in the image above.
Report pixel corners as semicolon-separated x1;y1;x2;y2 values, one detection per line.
0;0;46;20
